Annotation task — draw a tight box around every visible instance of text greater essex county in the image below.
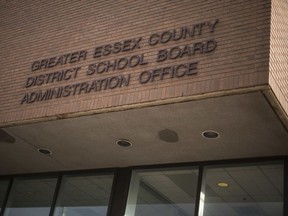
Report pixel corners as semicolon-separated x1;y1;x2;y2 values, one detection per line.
21;19;219;104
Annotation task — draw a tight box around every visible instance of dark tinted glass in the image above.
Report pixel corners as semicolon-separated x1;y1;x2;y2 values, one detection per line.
4;177;57;216
53;174;114;216
0;180;10;212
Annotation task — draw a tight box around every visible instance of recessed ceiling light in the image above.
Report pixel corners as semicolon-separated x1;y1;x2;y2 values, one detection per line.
37;148;52;155
217;182;229;188
116;139;132;148
202;130;220;139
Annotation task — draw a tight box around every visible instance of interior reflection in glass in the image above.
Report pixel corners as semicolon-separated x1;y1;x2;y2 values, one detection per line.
53;174;114;216
3;177;57;216
125;167;199;216
199;162;284;216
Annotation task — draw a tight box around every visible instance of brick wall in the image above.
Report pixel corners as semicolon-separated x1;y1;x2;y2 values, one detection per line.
270;0;288;117
0;0;271;125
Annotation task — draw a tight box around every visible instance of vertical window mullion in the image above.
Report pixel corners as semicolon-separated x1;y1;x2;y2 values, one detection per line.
49;175;63;216
194;166;204;216
107;168;132;216
0;178;13;216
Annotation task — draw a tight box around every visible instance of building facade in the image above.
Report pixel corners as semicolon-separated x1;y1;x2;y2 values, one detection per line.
0;0;287;216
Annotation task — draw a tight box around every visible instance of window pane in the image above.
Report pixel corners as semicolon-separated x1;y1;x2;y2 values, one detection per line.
199;162;284;216
125;167;199;216
0;180;10;212
53;173;114;216
3;177;57;216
